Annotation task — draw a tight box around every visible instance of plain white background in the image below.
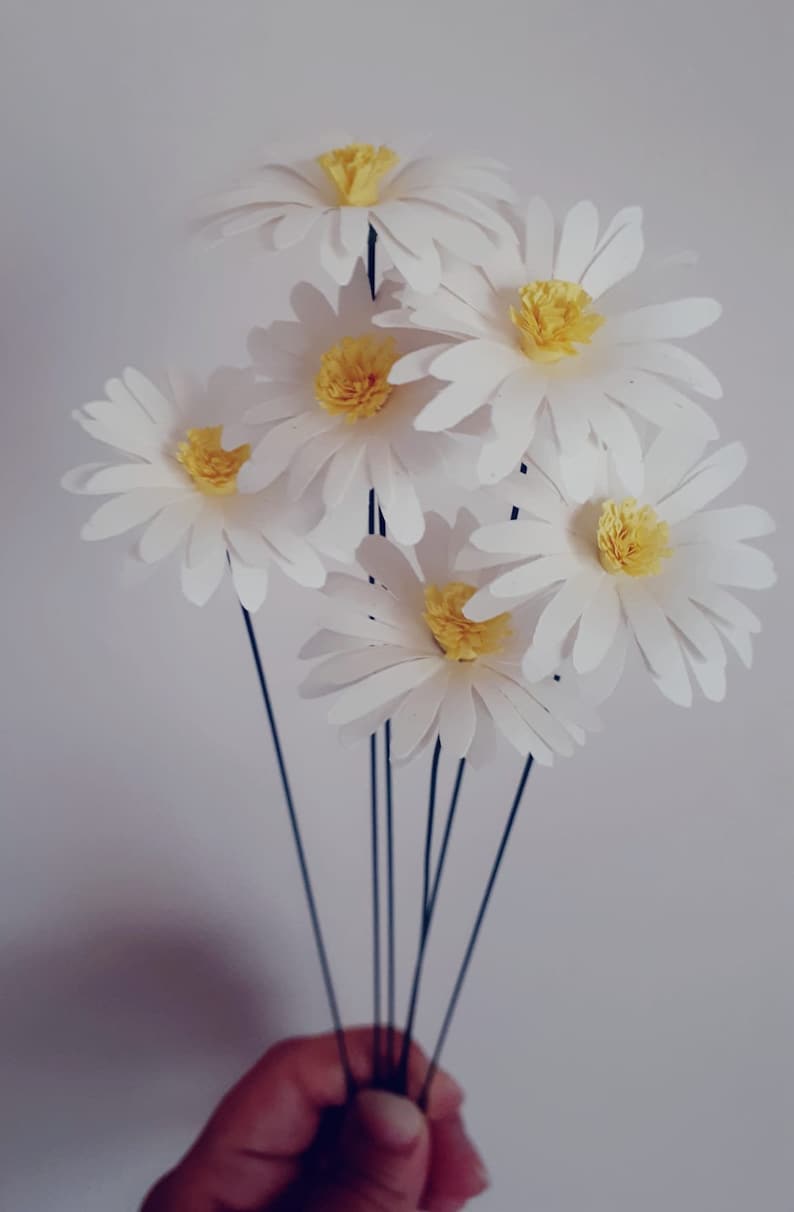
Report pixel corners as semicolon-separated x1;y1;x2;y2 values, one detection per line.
1;2;792;1209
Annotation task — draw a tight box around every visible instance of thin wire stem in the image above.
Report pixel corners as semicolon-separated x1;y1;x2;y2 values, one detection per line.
422;740;442;926
366;487;382;1083
384;721;396;1081
239;605;353;1095
418;752;535;1108
397;754;466;1092
367;225;378;300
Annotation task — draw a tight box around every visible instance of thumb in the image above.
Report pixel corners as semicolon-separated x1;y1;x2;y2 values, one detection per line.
303;1089;430;1212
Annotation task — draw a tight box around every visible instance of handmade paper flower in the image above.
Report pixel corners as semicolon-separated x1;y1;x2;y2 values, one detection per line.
64;366;327;608
201;133;516;292
462;430;776;706
299;512;599;765
381;199;722;491
238;269;480;548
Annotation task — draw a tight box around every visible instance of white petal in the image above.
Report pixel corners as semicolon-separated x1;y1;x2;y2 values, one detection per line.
643;425;713;505
438;676;478;757
324;573;409;627
389;343;457;385
288;429;346;498
589;398;644;494
78;462;185;494
700;544;777;590
323;441;368;509
472;519;570;556
62;462;115;493
299;630;369;659
188;509;225;569
180;545;227;606
122;367;177;428
466;694;500;768
357;534;423;601
673;505;775;544
228;551;269;611
81;488;189;541
651;646;694;707
547;389;593;457
374;450;426;545
572;577;622;673
605;371;717;437
684;651;726;702
657;442;747;523
272;206;324;249
327;658;439;724
713;620;753;668
527;568;603;676
138;496;203;562
319;211;359;284
491;674;576;757
337;206;370;254
687;584;761;633
554;200;599;284
523;196;555;280
471;554;581;613
474;671;554;763
622;342;722;399
661;595;727;665
302;646;415;697
390;669;450;760
372;218;441;293
619;579;680;675
609;298;722;342
429;338;525;384
243;414;331;491
477;372;546;484
580;217;644;300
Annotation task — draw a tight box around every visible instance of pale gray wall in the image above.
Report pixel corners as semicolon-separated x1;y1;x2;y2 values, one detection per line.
1;2;792;1209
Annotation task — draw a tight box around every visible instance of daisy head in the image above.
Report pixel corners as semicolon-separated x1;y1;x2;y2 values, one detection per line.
299;511;598;765
200;132;516;292
239;268;479;551
63;366;327;609
384;198;722;491
463;430;776;707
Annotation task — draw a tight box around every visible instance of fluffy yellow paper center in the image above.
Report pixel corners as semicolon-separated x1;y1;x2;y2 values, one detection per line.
314;334;398;423
423;582;512;662
316;143;399;207
510;280;605;364
597;498;672;577
176;426;251;496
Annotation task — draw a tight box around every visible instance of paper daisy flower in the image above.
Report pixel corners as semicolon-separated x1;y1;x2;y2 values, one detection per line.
238;269;479;548
299;512;598;765
201;133;516;292
462;431;776;706
381;199;722;491
64;366;327;609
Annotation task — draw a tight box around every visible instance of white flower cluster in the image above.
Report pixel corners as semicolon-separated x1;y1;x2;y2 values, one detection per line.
64;135;775;764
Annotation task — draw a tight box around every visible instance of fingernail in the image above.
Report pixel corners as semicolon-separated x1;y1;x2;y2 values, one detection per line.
355;1090;424;1151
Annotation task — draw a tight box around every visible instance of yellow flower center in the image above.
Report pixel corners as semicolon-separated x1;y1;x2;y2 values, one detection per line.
510;280;605;364
314;334;398;423
597;498;672;577
316;142;399;207
423;582;512;662
176;426;251;496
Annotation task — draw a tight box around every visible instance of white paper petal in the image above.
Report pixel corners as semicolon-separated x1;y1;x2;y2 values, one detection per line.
580;217;644;300
228;551;270;611
438;676;477;757
390;669;450;760
137;496;203;563
388;343;456;385
80;488;188;541
188;509;225;569
474;671;554;763
527;568;603;677
619;579;680;675
357;535;424;602
180;544;227;606
523;196;555;280
673;505;775;544
554;200;599;284
302;646;415;697
122;367;177;428
609;298;722;342
622;341;722;399
572;577;622;674
657;442;747;523
327;658;439;725
470;554;581;613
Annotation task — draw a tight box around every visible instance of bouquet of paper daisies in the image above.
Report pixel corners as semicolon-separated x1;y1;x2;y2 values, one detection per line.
64;135;776;1099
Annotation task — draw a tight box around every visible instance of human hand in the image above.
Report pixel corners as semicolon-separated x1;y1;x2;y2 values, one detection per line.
141;1027;489;1211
